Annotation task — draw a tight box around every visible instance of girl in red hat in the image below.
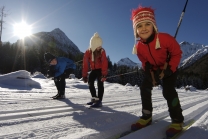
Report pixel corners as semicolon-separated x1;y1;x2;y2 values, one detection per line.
130;6;184;138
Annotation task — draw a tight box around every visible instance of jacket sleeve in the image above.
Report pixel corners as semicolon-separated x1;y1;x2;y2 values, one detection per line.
55;60;66;77
167;35;182;72
101;49;108;76
82;50;90;77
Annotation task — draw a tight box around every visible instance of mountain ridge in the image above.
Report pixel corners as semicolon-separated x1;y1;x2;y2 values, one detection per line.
117;57;141;68
16;28;81;56
14;28;208;70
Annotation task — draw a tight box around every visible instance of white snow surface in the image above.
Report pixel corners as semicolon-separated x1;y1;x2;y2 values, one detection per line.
0;70;208;139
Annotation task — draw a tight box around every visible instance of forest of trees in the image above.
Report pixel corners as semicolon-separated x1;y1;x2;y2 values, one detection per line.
0;41;83;75
0;42;208;90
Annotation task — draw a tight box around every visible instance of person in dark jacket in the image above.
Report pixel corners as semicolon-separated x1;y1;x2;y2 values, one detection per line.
130;5;184;138
82;32;108;108
44;52;76;99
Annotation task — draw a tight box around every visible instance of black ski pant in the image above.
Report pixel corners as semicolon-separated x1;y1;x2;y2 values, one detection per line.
88;69;104;101
54;68;74;95
140;70;184;123
54;74;66;95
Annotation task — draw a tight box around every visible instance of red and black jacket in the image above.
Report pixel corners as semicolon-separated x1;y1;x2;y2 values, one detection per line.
136;33;182;72
82;48;108;77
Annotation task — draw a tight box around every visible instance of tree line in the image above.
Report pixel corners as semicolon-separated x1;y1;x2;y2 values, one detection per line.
0;42;207;90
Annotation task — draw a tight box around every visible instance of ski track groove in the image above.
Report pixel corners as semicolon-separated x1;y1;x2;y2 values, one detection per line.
1;94;204;123
103;95;208;139
119;99;208;139
0;93;206;122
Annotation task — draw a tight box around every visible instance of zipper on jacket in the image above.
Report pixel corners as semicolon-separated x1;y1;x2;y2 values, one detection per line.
147;44;159;69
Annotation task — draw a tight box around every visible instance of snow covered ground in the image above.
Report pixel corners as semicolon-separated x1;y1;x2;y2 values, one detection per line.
0;70;207;139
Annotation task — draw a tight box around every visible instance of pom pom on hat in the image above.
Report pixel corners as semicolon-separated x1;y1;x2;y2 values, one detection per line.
131;5;160;54
89;32;102;61
90;32;102;52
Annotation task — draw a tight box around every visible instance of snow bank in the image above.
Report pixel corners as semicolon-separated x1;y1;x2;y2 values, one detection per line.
125;83;132;86
69;74;75;79
185;85;196;91
32;72;47;79
0;70;41;89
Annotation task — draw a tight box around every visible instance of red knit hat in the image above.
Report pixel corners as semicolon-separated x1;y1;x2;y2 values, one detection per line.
131;6;161;54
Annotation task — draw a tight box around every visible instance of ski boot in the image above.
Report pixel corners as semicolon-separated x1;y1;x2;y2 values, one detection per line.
90;98;102;108
131;110;152;131
86;98;96;105
53;91;65;99
51;91;60;98
166;122;183;138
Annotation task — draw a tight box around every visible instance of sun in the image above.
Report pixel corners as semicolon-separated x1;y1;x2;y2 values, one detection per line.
13;21;32;39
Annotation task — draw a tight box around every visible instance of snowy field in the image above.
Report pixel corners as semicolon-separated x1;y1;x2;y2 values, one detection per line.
0;70;208;139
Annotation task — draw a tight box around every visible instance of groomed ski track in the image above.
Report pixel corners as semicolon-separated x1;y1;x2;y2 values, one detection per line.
0;89;208;139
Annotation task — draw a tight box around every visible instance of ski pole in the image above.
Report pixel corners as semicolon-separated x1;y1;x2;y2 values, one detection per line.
106;71;137;79
174;0;189;39
161;0;189;73
157;0;189;84
75;60;83;64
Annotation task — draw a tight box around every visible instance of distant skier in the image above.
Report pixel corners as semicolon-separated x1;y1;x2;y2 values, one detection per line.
82;32;108;108
44;52;76;99
130;5;184;137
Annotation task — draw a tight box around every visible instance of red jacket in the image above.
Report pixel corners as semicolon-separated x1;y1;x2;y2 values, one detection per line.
136;33;182;72
82;48;108;77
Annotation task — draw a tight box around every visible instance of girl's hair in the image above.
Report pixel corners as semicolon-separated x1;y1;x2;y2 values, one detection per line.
93;48;102;62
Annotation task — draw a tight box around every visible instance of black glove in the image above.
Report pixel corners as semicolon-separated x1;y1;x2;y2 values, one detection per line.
46;70;51;78
159;65;173;79
144;62;161;86
154;68;162;84
47;65;56;77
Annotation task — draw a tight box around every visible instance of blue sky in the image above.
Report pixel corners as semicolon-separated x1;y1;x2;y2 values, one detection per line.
1;0;208;64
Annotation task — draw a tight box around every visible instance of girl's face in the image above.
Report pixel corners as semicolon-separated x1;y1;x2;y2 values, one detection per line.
136;22;154;40
50;58;57;65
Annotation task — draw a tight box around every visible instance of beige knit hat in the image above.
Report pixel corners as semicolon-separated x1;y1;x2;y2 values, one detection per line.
89;32;102;61
131;6;161;54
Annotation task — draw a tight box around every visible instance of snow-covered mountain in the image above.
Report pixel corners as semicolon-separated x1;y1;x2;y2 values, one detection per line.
179;41;208;68
16;28;81;56
117;57;141;68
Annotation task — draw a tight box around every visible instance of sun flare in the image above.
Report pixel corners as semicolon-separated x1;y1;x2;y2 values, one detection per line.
13;21;32;39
